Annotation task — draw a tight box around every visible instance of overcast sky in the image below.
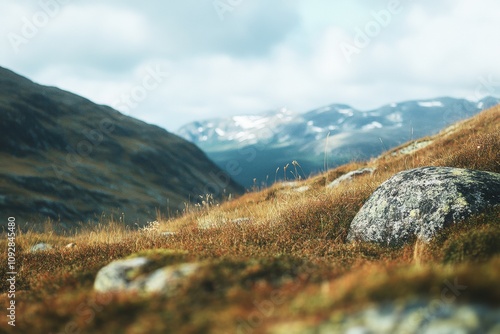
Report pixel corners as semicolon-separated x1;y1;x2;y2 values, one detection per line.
1;0;499;131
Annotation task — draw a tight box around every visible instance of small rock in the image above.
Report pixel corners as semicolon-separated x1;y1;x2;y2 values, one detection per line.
348;166;500;246
94;257;149;293
392;140;433;156
294;186;310;193
161;231;177;237
30;243;53;252
94;256;200;296
280;181;299;188
328;168;375;188
143;263;200;295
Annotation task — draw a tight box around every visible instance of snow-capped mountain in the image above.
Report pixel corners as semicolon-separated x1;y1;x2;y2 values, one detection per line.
177;96;500;188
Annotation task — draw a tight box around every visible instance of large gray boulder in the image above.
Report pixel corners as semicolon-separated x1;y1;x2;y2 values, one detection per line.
348;167;500;246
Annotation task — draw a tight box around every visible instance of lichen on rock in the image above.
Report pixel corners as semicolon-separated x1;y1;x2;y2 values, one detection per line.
347;166;500;246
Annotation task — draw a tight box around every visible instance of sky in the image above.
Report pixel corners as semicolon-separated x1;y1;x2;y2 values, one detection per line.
1;0;499;132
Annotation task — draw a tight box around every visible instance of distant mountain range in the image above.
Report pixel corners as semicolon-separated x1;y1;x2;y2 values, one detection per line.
0;67;243;229
177;96;500;188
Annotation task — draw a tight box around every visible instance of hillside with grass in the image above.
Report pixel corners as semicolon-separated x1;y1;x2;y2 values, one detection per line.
0;67;244;229
0;104;499;333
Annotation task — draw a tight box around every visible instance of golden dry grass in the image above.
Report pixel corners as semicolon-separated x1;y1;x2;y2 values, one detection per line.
0;105;499;333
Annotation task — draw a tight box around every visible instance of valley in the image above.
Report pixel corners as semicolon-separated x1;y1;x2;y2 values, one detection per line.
178;97;499;188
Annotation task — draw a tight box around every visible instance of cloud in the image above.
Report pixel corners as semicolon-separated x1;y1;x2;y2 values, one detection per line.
0;0;499;131
109;0;301;59
10;3;152;72
323;0;500;108
403;0;500;81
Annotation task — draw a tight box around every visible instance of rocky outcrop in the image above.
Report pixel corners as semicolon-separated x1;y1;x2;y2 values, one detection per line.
348;167;500;246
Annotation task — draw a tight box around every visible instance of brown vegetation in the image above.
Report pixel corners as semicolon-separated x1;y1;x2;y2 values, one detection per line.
0;105;499;333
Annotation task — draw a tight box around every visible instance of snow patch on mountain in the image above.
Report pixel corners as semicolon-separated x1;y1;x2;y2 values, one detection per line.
337;108;354;116
418;101;444;108
233;116;263;129
362;121;383;130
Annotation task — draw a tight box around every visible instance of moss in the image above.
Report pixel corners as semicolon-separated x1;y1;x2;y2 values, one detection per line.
443;225;500;263
124;249;191;279
427;206;500;262
127;248;189;260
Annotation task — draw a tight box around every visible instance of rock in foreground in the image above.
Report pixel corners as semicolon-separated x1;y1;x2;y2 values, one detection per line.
271;299;500;333
94;251;199;296
348;166;500;246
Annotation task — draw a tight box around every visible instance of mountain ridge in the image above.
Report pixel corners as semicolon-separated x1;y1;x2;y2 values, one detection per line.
177;96;500;188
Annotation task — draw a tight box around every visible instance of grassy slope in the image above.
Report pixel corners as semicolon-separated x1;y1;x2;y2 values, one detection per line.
0;106;499;333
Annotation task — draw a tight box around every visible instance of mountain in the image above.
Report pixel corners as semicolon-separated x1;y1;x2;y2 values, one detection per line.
177;97;500;188
0;67;244;229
